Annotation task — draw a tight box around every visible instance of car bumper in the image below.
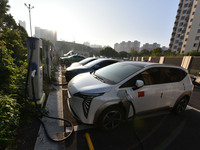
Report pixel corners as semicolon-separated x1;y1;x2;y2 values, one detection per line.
67;91;94;124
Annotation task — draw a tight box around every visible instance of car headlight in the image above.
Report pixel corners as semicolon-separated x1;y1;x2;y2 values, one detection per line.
74;92;104;118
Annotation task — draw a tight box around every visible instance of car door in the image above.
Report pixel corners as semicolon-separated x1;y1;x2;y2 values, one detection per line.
159;67;186;108
119;67;163;113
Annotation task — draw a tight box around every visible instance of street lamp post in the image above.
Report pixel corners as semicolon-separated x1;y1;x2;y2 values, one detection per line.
24;3;34;37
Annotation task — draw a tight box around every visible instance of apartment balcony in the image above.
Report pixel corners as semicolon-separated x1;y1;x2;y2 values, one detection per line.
187;8;192;14
170;37;175;42
185;15;190;21
180;35;184;39
178;42;183;46
173;26;177;31
184;23;188;27
189;1;193;7
179;2;183;8
172;31;176;36
176;15;180;19
175;21;178;26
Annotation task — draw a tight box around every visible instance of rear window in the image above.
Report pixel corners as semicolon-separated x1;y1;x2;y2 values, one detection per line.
161;68;187;83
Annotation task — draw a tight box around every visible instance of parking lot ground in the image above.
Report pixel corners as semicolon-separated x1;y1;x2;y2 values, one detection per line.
62;109;200;150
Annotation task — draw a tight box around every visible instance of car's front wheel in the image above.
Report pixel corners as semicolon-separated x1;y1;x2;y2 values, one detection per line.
98;106;124;131
173;97;189;113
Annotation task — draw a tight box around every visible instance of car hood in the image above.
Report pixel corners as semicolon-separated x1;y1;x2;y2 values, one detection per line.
68;72;112;95
70;62;81;67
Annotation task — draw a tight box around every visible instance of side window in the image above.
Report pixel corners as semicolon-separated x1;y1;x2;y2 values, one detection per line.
120;73;143;88
160;68;187;83
98;60;116;68
119;67;161;88
142;68;161;85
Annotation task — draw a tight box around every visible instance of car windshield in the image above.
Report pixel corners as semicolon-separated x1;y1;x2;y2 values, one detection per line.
79;57;95;65
94;62;143;84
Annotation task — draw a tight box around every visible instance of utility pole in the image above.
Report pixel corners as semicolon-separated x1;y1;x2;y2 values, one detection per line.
24;3;34;37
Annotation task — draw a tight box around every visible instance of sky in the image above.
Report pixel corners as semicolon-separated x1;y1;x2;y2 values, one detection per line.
8;0;179;48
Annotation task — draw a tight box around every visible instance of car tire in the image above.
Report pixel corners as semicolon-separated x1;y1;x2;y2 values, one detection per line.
98;106;124;131
173;97;189;114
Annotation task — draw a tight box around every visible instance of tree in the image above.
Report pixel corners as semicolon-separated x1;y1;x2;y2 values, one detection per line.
0;29;27;65
184;50;200;56
152;48;162;56
100;46;118;58
163;49;175;56
139;49;151;56
118;51;130;58
130;47;138;57
0;0;10;29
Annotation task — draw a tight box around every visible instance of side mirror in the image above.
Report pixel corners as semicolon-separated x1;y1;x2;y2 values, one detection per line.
132;80;144;90
136;80;144;88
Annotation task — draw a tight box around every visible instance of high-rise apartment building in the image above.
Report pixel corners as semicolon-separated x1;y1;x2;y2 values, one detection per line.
35;27;57;45
140;43;161;51
114;40;140;52
18;20;26;30
169;0;200;54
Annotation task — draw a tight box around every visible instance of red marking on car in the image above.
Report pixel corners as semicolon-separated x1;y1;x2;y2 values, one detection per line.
138;91;145;97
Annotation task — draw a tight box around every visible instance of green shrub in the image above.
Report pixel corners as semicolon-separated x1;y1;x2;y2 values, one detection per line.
0;93;20;149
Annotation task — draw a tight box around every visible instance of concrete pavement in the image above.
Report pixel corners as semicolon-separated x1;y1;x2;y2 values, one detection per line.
34;66;65;150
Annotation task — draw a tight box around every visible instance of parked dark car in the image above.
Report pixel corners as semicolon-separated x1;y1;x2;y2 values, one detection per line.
69;57;97;67
60;55;85;66
65;58;118;82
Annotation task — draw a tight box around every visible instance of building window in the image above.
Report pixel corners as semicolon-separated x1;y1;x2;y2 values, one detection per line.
185;38;188;41
177;34;180;38
187;32;190;35
175;40;179;43
197;29;200;33
182;10;187;14
190;19;193;22
192;12;195;15
179;22;184;26
193;43;198;47
194;5;197;8
182;51;185;54
174;46;177;49
189;25;191;28
195;36;200;40
184;3;188;7
181;16;185;20
183;45;186;47
178;28;182;32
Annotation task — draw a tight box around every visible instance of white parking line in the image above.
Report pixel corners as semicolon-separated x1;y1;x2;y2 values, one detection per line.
187;105;200;112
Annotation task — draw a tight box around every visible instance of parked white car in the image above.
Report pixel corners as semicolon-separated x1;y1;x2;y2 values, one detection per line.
67;61;194;130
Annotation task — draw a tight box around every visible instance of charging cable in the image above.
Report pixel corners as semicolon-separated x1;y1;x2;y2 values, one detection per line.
118;90;144;150
31;70;74;142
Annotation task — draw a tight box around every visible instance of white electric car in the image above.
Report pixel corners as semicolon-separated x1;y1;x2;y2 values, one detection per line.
67;61;194;130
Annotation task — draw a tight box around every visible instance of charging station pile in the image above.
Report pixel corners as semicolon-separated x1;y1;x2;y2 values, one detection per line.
26;37;74;142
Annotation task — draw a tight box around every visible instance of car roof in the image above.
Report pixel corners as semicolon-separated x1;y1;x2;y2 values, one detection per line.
119;61;187;71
